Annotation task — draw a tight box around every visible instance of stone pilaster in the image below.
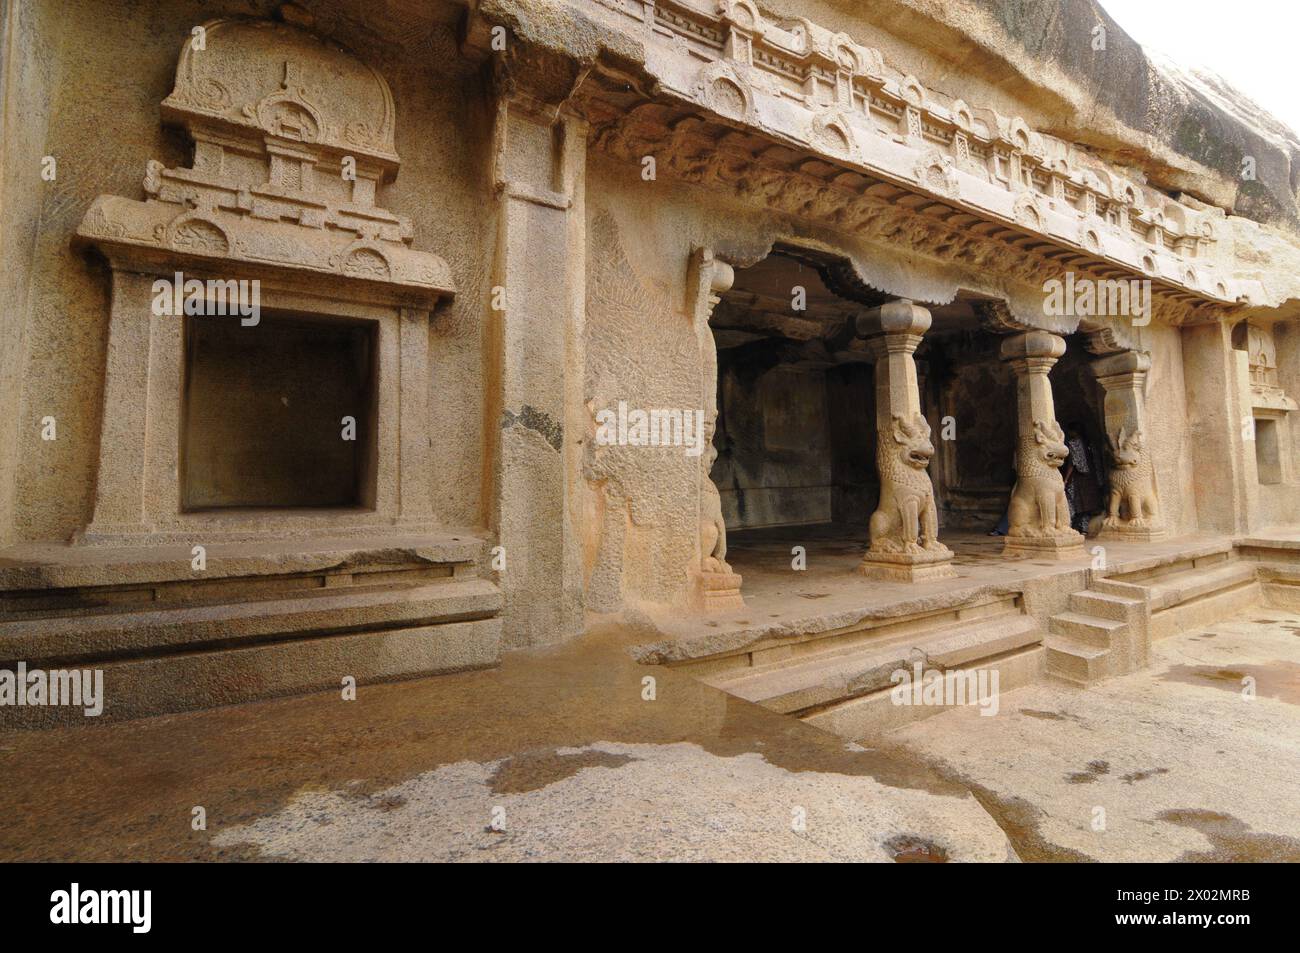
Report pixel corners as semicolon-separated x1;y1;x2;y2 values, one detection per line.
857;299;954;582
84;271;158;539
1092;350;1164;540
689;250;744;612
1000;331;1085;558
1183;322;1256;533
485;71;587;645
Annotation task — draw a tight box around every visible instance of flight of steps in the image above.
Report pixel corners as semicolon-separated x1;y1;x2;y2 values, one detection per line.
1138;558;1261;641
1045;579;1147;686
689;596;1044;738
1046;545;1265;686
0;537;502;727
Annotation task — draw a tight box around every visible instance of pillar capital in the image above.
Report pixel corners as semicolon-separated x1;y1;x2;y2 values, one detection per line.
1000;329;1066;365
1091;349;1151;385
856;297;932;339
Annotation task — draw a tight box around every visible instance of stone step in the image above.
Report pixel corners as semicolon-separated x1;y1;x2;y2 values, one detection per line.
1048;611;1127;648
1044;635;1110;686
1139;561;1258;612
1069;588;1143;621
1089;577;1150;600
705;611;1040;715
0;578;502;666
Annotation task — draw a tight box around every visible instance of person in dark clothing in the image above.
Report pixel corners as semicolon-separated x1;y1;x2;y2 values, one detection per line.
1062;421;1104;534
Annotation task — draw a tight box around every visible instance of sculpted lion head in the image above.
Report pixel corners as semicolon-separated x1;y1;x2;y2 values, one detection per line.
1032;418;1069;469
891;412;934;469
1108;426;1143;469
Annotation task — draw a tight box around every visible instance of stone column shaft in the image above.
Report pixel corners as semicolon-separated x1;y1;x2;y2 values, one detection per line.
1092;350;1164;539
858;299;954;582
1000;331;1084;557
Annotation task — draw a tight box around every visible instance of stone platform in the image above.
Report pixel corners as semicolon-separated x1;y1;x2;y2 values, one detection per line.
631;524;1300;740
633;525;1233;665
0;532;502;727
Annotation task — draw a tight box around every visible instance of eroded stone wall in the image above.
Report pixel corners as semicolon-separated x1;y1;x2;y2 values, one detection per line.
0;0;62;548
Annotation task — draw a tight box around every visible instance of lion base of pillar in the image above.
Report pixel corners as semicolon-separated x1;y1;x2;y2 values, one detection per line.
1095;522;1167;543
1002;532;1086;559
857;549;956;583
691;569;744;612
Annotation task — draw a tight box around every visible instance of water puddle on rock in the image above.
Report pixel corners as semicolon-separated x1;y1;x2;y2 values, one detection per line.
1160;662;1300;705
1159;809;1300;862
884;834;949;863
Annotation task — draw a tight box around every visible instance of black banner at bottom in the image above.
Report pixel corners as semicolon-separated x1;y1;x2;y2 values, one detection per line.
0;861;1287;939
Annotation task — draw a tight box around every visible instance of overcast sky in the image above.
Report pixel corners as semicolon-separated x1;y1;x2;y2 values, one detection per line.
1102;0;1300;137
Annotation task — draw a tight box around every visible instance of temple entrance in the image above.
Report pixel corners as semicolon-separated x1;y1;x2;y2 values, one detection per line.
708;248;879;575
710;250;876;533
1048;332;1110;533
709;257;1119;590
921;323;1109;537
915;303;1018;534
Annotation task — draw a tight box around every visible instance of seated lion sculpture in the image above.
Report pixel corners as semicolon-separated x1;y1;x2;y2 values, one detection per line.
868;412;949;556
1007;418;1078;538
1103;426;1159;529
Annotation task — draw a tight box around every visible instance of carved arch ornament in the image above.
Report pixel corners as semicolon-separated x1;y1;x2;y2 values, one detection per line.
75;16;453;301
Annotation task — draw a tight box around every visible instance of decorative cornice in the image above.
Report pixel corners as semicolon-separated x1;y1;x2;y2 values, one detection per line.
497;0;1239;313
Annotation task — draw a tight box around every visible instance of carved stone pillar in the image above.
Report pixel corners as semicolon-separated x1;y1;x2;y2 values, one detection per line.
858;299;954;582
1000;331;1085;557
690;250;744;611
1092;350;1164;540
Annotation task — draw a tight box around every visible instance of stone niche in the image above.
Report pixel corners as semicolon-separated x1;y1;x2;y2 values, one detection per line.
182;310;378;510
73;18;454;543
1233;320;1297;488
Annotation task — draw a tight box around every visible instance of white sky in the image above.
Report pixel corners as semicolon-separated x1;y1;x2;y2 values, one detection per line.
1101;0;1300;137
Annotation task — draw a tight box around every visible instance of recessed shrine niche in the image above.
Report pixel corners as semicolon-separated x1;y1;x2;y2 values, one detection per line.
74;17;454;543
1232;319;1297;488
182;310;379;511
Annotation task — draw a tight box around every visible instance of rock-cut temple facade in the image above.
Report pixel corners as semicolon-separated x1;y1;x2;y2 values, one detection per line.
2;0;1299;731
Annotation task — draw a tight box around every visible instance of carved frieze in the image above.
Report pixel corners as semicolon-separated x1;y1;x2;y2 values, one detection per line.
1237;321;1299;412
530;0;1234;311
